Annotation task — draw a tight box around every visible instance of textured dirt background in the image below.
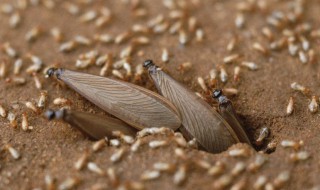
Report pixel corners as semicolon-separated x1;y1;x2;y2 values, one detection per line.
0;0;320;189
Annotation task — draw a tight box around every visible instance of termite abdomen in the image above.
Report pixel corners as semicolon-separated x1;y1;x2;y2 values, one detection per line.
45;109;136;140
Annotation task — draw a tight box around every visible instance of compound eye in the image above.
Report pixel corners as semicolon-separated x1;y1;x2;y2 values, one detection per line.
212;89;222;99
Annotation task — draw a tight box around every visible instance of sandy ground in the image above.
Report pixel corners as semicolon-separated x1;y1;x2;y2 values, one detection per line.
0;0;320;189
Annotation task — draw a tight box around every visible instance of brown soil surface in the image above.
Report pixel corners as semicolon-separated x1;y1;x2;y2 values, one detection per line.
1;0;320;189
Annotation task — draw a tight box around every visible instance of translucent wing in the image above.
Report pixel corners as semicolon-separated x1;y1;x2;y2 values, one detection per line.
56;69;181;130
149;68;240;153
218;101;251;145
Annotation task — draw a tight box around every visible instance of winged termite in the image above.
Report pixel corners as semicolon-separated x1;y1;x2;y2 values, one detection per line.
212;89;251;144
45;109;136;139
46;68;181;130
143;60;251;153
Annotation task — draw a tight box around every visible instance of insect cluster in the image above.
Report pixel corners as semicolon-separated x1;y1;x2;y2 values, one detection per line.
0;0;319;189
45;60;251;154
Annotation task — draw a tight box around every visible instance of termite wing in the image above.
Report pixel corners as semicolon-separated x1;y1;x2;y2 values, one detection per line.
46;68;181;131
45;109;136;139
143;60;251;153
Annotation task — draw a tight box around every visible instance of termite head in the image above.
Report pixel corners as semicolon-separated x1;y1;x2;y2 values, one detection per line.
143;59;158;74
143;59;154;68
46;68;64;79
212;89;223;99
212;89;229;105
45;109;65;120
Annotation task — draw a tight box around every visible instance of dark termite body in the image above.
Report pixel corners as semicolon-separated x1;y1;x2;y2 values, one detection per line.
45;109;136;139
46;68;181;131
143;60;251;153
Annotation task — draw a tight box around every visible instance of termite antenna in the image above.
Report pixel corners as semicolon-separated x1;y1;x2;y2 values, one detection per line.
45;68;64;79
44;109;65;120
143;59;155;69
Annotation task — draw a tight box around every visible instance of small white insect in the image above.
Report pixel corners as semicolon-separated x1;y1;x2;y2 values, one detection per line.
162;48;169;63
9;13;21;28
63;2;80;15
235;13;245;28
14;59;23;75
197;77;208;92
220;66;228;83
273;171;290;188
25;26;41;42
241;61;258;71
195;28;205;42
213;174;233;189
38;91;47;108
112;70;124;79
25;101;39;113
253;42;267;55
288;42;299;56
0;104;7;118
115;31;131;44
223;54;239;64
280;140;301;150
7;112;17;128
110;148;125;163
44;174;55;190
290;82;308;94
94;34;113;44
130;139;142;152
92;139;106;152
6;144;21;159
178;30;188;45
308;96;318;113
32;73;42;89
247;154;267;172
110;139;121;147
298;51;308;64
50;27;63;42
253;175;267;190
231;162;246;176
208;161;225;176
140;170;160;181
59;41;77;53
74;152;89;170
79;10;97;22
74;35;92;46
286;97;294;115
228;148;250;157
173;165;187;186
290;151;310;162
227;37;237;52
21;113;31;131
58;177;79;190
53;98;70;106
153;162;173;172
100;62;110;76
149;140;168;149
87;162;105;176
